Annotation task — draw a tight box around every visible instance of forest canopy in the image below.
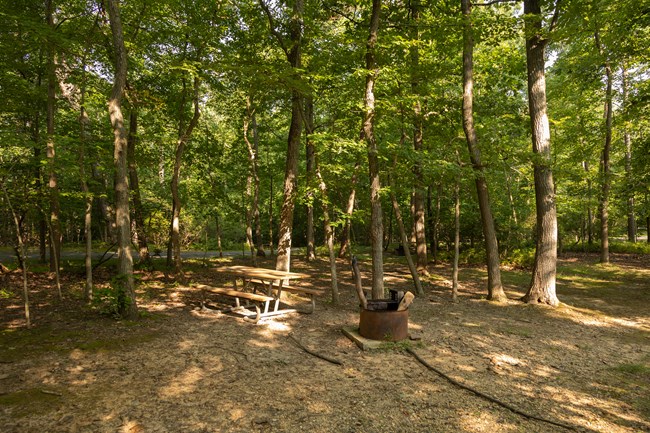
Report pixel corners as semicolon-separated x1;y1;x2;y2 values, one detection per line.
1;0;649;317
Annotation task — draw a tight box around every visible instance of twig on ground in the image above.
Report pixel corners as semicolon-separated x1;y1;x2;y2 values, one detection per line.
406;348;580;432
40;389;63;397
289;334;342;366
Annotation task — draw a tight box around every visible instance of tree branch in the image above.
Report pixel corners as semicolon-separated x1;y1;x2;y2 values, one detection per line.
473;0;517;6
547;0;562;33
258;0;289;59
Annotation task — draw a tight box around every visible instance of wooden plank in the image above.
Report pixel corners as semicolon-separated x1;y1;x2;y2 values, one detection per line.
215;265;309;280
249;279;324;296
195;284;274;303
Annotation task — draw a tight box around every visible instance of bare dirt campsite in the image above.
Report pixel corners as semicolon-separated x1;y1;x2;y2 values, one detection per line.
1;253;648;433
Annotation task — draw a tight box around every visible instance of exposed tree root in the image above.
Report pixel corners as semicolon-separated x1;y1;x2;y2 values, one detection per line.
406;348;582;432
289;333;342;366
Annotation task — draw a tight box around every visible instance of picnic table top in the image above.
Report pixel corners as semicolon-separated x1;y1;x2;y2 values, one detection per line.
214;265;310;280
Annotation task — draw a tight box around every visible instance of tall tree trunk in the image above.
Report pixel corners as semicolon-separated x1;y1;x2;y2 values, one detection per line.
169;77;201;272
410;0;428;275
127;108;150;265
32;111;47;263
216;214;223;258
92;164;115;242
315;161;339;304
363;0;384;300
107;0;137;319
595;30;612;263
252;111;264;256
2;186;30;326
521;0;559;306
243;98;258;266
46;0;62;273
431;183;441;264
461;0;506;302
305;96;316;261
583;161;594;245
452;174;460;303
389;169;424;296
80;61;93;301
261;0;304;274
338;160;360;258
622;66;636;243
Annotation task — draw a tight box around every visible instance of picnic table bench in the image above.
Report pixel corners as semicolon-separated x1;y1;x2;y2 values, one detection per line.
200;265;316;322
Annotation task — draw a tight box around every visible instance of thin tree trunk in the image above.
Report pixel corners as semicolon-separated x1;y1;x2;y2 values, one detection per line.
583;160;594;245
520;0;559;307
243;98;258;266
363;0;384;300
452;175;460;303
338;161;360;258
216;214;223;258
169;77;201;272
410;0;428;274
389;172;424;296
622;66;636;243
595;30;612;263
127;109;150;265
315;163;339;304
305;96;316;261
107;0;137;319
46;0;62;273
32;109;47;263
2;186;30;326
79;60;93;301
432;183;441;264
252;111;264;256
461;0;506;302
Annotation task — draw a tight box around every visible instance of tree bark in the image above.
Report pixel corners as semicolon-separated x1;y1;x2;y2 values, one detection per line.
252;111;264;256
169;76;201;272
2;186;30;326
107;0;137;319
79;60;93;301
263;0;304;274
243;98;258;265
461;0;506;302
622;66;636;243
338;160;360;258
127;108;150;264
595;30;612;263
389;171;424;296
305;96;316;261
521;0;558;307
452;175;460;303
410;0;428;275
363;0;384;300
315;162;339;304
45;0;62;273
216;214;223;258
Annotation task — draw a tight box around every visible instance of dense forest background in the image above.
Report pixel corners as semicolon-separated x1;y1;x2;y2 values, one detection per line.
1;0;649;317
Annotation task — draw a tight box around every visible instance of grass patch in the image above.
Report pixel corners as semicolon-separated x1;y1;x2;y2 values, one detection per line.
613;363;650;376
0;388;65;418
497;325;533;338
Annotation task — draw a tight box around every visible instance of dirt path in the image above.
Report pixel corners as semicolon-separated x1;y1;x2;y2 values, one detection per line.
1;254;648;432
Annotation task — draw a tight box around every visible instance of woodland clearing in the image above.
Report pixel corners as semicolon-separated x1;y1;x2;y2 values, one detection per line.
1;252;649;433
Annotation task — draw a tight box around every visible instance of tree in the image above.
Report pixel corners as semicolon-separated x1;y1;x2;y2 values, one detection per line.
363;0;384;300
520;0;560;307
260;0;304;274
461;0;506;302
107;0;137;319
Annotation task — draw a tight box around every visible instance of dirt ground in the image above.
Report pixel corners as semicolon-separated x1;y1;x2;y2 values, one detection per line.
1;253;649;433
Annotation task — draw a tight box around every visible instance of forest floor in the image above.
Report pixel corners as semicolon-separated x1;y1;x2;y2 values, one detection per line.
1;252;649;433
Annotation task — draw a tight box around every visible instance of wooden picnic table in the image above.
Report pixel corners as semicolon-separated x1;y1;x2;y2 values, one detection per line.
198;265;317;322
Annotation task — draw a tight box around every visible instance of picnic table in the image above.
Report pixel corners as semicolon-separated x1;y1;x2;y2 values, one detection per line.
196;265;321;322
